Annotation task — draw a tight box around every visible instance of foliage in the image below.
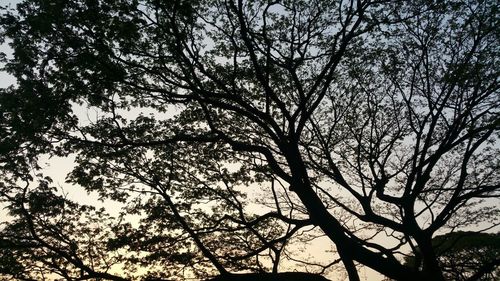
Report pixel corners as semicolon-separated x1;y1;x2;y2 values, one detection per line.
401;232;500;281
0;0;499;281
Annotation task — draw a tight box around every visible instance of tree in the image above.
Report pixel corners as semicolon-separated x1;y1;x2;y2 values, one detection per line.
399;232;500;281
0;0;498;280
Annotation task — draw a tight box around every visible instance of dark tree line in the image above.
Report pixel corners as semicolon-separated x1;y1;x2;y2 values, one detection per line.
402;232;500;281
0;0;498;280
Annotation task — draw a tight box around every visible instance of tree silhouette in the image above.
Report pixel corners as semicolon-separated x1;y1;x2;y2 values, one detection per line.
0;0;498;280
392;232;499;281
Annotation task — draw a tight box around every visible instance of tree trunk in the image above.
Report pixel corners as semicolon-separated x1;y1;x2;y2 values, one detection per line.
417;236;446;281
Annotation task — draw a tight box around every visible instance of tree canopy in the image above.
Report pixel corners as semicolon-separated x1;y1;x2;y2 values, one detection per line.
0;0;499;280
401;232;500;281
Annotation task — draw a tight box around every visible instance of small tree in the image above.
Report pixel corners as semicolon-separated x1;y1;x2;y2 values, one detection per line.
1;0;498;280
